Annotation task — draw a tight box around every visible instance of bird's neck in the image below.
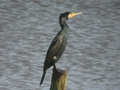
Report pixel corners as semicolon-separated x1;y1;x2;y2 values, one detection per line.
59;18;68;29
60;23;68;29
60;22;69;35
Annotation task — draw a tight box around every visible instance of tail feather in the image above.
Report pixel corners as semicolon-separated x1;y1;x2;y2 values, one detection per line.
40;71;46;85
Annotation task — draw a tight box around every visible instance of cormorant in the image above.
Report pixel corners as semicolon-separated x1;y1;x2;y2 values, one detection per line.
40;11;82;85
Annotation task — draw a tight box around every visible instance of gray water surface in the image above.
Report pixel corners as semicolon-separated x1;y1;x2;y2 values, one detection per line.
0;0;120;90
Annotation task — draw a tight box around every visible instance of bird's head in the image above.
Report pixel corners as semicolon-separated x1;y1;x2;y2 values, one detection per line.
59;11;82;21
59;11;82;28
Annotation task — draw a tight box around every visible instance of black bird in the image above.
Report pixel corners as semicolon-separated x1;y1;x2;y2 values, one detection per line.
40;11;82;85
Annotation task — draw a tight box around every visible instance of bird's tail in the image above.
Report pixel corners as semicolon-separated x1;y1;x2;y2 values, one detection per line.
40;71;46;86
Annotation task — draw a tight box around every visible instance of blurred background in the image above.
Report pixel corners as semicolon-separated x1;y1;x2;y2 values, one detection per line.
0;0;120;90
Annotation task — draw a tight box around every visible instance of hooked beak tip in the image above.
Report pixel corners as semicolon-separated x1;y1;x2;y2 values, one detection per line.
75;12;83;15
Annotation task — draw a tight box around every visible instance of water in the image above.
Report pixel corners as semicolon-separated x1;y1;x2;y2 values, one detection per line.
0;0;120;90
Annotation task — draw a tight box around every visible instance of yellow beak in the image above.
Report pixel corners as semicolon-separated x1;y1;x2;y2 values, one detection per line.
68;12;82;19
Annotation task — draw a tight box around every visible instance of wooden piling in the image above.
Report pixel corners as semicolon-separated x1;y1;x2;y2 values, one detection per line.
50;67;68;90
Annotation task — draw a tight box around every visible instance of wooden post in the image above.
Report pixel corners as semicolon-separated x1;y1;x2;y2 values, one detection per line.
50;67;68;90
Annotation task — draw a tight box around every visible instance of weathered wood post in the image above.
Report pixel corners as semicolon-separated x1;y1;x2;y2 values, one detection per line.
50;67;68;90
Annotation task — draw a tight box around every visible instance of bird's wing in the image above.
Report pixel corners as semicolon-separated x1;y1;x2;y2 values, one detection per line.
47;34;64;58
